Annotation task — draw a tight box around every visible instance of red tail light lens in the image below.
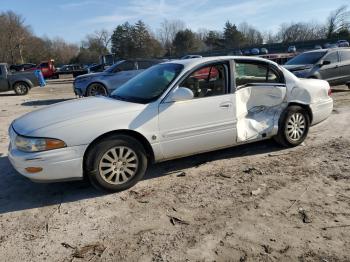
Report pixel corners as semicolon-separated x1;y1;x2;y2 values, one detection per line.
328;88;332;96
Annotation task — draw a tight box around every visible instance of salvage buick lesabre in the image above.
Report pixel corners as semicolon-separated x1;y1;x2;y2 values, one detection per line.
8;57;333;192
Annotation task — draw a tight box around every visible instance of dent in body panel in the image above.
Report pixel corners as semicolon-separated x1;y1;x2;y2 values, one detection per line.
235;85;287;142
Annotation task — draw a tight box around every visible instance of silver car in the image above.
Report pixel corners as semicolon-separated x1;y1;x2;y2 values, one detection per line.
73;59;162;96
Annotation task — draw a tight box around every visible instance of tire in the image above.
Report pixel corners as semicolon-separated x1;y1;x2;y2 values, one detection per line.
86;83;108;96
13;82;29;95
274;105;310;147
85;135;148;192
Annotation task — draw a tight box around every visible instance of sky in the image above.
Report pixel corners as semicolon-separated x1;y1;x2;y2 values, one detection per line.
2;0;348;44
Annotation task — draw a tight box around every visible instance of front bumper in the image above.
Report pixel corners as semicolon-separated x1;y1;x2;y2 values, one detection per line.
8;143;87;182
73;80;88;97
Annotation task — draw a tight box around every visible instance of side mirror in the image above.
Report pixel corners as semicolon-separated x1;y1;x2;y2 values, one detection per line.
321;60;331;66
167;87;194;102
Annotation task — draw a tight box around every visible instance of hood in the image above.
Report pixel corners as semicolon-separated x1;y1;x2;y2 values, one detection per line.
76;71;111;80
13;97;145;135
283;64;313;71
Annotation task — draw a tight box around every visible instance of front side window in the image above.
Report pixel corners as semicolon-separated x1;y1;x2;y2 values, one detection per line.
111;63;183;104
339;50;350;62
180;64;227;98
323;52;339;64
235;61;282;87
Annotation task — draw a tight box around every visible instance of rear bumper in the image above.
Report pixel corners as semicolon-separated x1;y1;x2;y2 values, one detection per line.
8;145;87;182
310;97;333;125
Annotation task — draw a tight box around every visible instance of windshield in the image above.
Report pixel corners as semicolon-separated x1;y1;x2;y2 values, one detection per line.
286;51;327;65
111;63;183;104
105;61;124;73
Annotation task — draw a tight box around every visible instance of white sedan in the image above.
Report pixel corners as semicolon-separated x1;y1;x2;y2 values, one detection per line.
8;57;333;192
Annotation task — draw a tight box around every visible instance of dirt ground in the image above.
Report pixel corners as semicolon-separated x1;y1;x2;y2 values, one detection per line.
0;79;349;262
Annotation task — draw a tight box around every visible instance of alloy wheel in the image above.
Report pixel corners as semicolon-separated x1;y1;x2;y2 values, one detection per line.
285;112;306;141
98;146;139;185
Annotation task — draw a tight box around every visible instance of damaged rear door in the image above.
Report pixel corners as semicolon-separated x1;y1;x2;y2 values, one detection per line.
233;60;286;142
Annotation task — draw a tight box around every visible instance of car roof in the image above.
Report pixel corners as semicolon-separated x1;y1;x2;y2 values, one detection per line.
163;56;279;69
303;47;350;53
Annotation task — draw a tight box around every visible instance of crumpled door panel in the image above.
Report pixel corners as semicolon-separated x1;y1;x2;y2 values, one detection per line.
236;85;286;142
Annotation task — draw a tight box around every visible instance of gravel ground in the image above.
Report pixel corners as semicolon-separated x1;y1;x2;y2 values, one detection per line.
0;80;349;262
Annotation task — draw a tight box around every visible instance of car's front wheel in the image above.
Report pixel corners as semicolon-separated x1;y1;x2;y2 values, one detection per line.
86;83;108;96
13;82;29;95
85;135;148;192
274;105;310;147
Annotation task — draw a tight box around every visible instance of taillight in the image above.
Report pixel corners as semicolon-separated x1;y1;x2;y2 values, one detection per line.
328;88;332;96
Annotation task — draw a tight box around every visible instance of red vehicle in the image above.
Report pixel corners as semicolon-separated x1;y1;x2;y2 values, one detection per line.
38;59;58;79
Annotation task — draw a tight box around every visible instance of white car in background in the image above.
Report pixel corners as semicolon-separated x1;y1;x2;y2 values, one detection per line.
8;56;333;192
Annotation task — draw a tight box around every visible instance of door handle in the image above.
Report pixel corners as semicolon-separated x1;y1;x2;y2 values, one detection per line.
220;102;232;108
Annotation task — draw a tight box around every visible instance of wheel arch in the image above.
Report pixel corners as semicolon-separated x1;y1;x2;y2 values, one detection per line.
12;80;32;89
83;129;155;173
287;102;313;124
86;81;108;96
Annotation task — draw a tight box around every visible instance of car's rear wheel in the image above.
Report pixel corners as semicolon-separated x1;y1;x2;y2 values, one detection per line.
85;135;148;192
86;83;108;96
13;82;29;95
274;105;310;147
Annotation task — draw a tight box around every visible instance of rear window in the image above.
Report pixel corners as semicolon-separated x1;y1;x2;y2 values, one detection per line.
339;50;350;62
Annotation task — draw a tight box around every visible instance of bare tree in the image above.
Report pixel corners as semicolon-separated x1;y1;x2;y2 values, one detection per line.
93;29;112;51
326;5;350;38
277;22;325;43
239;22;263;46
157;19;185;55
0;11;31;64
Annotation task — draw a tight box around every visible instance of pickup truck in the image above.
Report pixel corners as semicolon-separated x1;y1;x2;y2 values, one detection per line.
0;63;43;95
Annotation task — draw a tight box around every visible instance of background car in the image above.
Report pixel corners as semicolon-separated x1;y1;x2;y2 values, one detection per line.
73;59;163;96
337;40;350;47
0;63;44;95
57;64;88;78
9;63;37;72
37;60;57;79
288;45;297;53
181;55;202;59
250;48;260;55
314;45;322;50
260;48;268;54
284;48;350;87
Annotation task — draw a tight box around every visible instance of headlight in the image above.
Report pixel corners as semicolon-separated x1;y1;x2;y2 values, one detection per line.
15;135;66;152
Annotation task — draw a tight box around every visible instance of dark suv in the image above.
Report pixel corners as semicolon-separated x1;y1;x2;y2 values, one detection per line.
284;48;350;88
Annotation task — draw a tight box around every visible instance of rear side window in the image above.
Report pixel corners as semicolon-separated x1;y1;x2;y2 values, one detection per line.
235;61;282;87
339;50;350;62
323;52;339;64
117;61;135;71
138;61;155;69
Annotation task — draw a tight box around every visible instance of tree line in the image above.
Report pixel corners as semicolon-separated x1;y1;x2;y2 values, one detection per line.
0;5;349;66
